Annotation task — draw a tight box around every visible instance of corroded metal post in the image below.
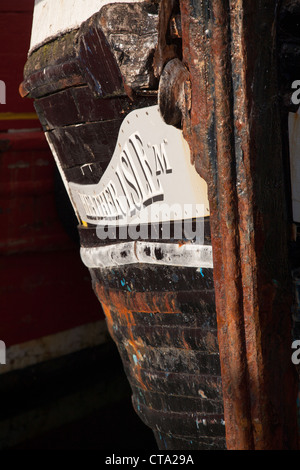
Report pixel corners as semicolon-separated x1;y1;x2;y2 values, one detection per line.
179;0;299;449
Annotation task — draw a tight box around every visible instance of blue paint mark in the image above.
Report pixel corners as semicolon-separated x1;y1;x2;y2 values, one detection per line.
196;267;204;277
121;278;126;286
127;285;131;292
86;70;103;95
133;354;138;364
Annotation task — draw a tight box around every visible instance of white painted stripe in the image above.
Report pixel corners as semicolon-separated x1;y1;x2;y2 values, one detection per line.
80;242;214;269
0;320;109;375
30;0;145;52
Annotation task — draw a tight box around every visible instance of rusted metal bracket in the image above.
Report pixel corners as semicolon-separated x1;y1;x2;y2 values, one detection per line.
153;0;180;78
155;0;299;449
158;58;190;127
155;1;190;128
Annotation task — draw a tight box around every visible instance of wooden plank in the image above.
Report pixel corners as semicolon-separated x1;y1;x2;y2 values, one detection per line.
132;402;224;440
48;120;122;169
34;84;156;130
112;298;216;328
99;2;159;90
34;88;81;130
24;30;78;79
151;431;225;451
128;368;223;400
78;14;124;96
23;61;84;99
112;323;218;352
91;264;215;293
119;344;221;376
34;87;131;130
64;162;105;186
92;261;224;451
130;386;223;414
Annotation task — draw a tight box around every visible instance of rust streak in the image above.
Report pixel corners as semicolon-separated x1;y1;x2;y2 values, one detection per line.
180;0;299;450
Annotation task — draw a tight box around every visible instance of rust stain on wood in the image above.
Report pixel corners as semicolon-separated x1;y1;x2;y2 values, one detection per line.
177;0;299;450
95;283;182;392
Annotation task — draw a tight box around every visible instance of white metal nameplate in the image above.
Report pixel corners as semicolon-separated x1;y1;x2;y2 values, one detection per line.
69;106;210;227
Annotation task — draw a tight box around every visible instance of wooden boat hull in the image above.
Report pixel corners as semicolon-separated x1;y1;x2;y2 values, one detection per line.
23;0;226;450
91;262;224;450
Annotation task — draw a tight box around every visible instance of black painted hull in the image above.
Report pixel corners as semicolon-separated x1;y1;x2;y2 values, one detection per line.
91;262;225;450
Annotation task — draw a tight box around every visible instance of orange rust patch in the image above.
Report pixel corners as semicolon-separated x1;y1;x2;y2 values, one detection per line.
95;283;181;315
94;283;183;391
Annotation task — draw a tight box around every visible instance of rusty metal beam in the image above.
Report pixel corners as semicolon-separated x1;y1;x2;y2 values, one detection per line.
179;0;299;449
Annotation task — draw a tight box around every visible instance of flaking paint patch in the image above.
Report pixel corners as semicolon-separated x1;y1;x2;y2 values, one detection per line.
95;283;150;390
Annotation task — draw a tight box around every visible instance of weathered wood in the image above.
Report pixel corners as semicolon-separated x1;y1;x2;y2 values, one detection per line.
91;265;214;293
133;403;224;450
120;345;221;376
34;88;124;130
130;386;223;413
94;276;225;450
46;120;123;169
179;0;299;450
63;163;104;186
35;86;156;131
128;368;222;399
120;301;216;326
24;30;79;79
112;323;218;351
78;18;124;97
23;2;160;99
99;2;160;90
22;61;84;99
